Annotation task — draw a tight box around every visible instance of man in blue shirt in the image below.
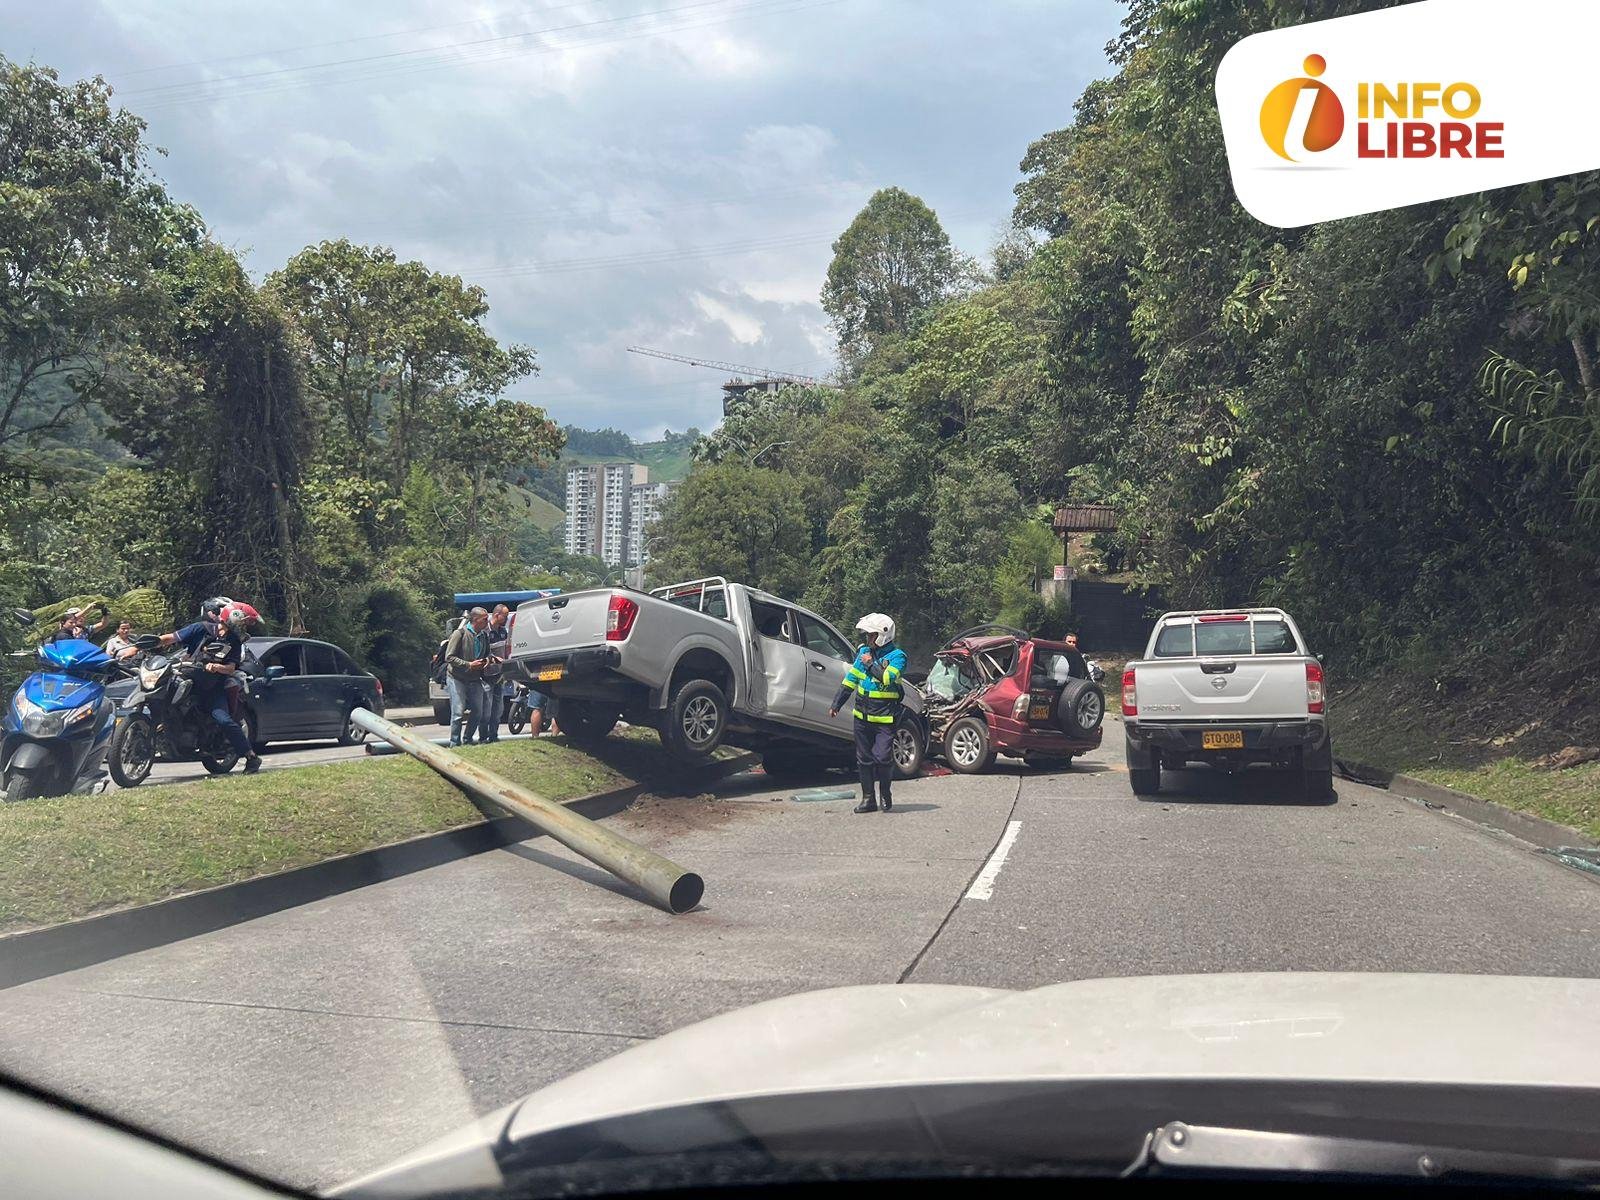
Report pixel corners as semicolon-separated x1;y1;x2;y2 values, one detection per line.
830;612;908;813
155;600;262;774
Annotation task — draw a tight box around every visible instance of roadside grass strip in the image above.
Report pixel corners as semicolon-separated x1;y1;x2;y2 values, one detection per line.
0;736;693;934
1333;684;1600;842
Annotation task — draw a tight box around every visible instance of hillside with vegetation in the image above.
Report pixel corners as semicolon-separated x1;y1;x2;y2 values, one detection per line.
644;2;1599;808
0;57;617;700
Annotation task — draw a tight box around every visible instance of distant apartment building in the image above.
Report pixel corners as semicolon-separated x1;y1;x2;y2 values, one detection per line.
628;480;673;565
564;462;652;566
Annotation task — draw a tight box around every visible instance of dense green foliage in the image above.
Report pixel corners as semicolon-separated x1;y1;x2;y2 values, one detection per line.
0;58;575;697
653;1;1599;674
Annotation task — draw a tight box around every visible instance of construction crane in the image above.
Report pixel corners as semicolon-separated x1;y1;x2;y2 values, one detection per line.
626;346;832;388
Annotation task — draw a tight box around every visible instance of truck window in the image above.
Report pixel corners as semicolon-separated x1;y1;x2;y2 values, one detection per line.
665;586;729;620
1194;621;1253;656
798;614;853;661
1152;623;1195;657
1252;619;1298;653
749;598;791;641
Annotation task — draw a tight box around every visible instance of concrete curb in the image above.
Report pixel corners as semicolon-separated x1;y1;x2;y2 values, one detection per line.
383;707;436;728
0;752;758;990
1336;758;1597;853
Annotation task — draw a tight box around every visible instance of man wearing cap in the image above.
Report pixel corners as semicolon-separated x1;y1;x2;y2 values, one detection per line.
829;612;908;814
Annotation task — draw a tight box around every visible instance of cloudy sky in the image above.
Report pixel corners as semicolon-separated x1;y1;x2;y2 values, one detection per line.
10;0;1123;438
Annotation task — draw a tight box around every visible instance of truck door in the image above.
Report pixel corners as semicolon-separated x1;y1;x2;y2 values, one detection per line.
797;613;857;734
748;599;807;722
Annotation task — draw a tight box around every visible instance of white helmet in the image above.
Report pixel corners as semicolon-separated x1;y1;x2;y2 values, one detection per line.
854;612;896;648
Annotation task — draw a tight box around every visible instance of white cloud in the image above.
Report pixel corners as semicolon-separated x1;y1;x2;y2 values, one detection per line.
691;291;765;344
16;0;1124;436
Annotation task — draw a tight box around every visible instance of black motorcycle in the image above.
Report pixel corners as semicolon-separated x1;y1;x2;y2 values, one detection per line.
504;680;534;735
107;635;248;787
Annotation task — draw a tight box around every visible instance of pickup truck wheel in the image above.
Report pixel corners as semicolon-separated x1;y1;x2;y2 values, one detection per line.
1056;678;1106;735
1129;764;1161;795
663;679;728;761
891;717;925;780
943;716;995;774
561;700;619;746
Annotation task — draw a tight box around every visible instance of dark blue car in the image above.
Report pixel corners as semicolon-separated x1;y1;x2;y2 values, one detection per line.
240;637;384;751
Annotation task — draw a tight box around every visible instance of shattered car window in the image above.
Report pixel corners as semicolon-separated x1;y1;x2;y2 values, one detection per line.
926;658;978;701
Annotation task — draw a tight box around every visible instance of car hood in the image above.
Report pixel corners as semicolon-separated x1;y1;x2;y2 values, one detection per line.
333;972;1600;1197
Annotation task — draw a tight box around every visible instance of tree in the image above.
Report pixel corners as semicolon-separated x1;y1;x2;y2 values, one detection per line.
647;464;812;597
822;187;959;361
0;57;196;461
268;241;539;498
434;398;562;528
102;243;314;627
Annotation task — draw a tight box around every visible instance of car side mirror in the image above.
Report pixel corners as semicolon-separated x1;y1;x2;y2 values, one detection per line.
265;665;287;682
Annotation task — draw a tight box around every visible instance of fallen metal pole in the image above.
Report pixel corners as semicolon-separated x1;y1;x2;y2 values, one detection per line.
350;708;704;914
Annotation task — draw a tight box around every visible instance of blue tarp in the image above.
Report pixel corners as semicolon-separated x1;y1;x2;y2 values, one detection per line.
451;589;561;609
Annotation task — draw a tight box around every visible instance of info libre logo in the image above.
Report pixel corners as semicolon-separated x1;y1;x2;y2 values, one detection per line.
1258;55;1505;163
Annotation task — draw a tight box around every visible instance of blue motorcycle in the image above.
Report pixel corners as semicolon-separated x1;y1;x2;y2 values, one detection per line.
2;636;122;801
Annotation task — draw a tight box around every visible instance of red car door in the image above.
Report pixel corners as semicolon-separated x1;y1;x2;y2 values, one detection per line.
978;640;1029;742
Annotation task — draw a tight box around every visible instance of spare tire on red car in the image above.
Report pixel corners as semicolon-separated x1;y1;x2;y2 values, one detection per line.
1056;678;1106;736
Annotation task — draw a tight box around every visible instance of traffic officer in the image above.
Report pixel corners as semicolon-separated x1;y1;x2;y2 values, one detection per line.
829;612;907;813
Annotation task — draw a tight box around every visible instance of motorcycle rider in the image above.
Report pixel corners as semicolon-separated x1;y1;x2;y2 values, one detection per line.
154;600;262;774
829;613;908;814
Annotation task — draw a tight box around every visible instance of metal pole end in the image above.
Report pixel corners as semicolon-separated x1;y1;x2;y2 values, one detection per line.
669;872;705;914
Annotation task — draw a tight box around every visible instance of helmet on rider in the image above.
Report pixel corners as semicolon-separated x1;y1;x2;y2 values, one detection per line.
218;601;262;637
854;613;896;649
200;596;233;621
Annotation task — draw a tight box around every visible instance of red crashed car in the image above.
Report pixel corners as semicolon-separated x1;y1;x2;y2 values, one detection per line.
920;625;1106;774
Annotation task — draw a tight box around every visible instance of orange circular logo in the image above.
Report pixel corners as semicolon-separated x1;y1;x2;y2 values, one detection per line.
1260;54;1345;161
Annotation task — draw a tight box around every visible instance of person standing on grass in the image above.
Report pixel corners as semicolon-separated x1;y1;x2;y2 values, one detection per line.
829;612;907;814
445;607;491;746
481;604;512;744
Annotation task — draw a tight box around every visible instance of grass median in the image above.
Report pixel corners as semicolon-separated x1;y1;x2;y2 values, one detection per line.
0;731;724;935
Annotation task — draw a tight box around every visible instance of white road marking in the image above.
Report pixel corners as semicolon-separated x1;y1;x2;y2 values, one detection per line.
965;820;1022;902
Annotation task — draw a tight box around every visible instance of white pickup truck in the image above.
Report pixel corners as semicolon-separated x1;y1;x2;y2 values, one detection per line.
506;577;927;778
1120;608;1332;799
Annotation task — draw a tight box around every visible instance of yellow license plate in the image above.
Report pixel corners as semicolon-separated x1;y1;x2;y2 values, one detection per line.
1029;704;1051;720
537;665;564;682
1203;730;1245;750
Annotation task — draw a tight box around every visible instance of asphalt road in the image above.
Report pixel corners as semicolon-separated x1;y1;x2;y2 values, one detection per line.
131;711;457;787
3;716;1598;1190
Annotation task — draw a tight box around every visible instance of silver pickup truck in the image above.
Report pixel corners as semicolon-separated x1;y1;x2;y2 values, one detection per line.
1121;607;1332;800
507;577;927;778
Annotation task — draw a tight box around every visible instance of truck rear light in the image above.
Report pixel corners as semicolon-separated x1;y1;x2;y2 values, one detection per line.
1198;614;1248;622
375;678;383;696
606;594;639;641
1122;668;1137;717
1306;661;1325;714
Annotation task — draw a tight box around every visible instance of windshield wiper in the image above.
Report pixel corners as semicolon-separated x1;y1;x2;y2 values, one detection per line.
1123;1122;1600;1185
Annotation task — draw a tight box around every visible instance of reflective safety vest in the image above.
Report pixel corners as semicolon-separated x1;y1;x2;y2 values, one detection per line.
834;642;907;723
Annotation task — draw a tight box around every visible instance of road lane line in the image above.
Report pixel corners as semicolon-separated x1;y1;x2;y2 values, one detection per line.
965;820;1022;901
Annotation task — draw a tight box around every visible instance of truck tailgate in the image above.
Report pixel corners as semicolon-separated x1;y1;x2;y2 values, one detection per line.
1136;657;1308;721
510;591;612;659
